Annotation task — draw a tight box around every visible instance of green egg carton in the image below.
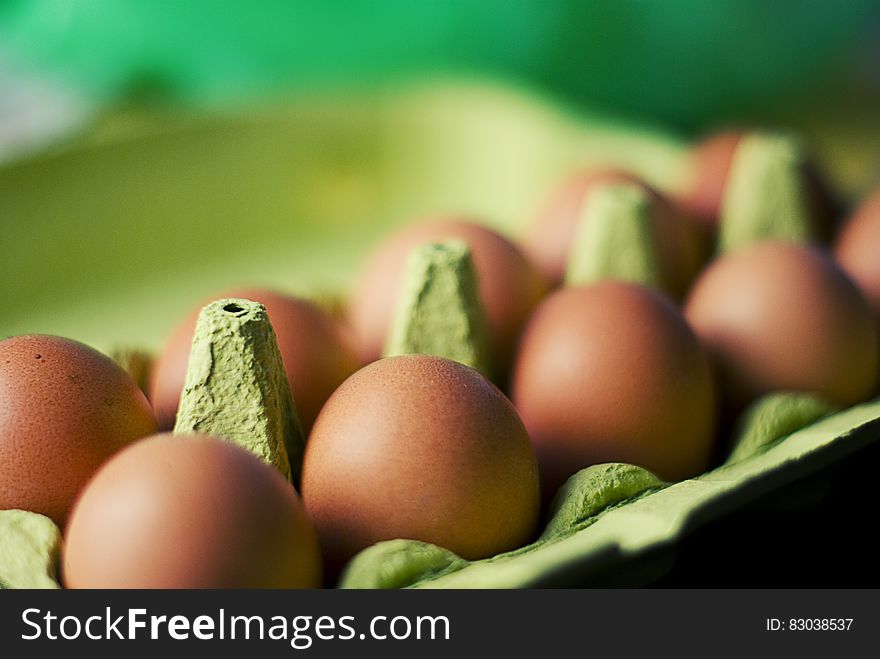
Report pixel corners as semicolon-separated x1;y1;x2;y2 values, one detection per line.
2;81;878;588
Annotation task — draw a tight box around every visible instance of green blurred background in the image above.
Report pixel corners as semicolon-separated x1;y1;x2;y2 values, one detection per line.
2;0;879;129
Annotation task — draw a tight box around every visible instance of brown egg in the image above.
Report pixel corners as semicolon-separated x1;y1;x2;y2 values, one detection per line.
347;219;547;376
512;282;716;497
0;335;157;527
676;130;840;242
521;171;701;294
63;433;321;588
685;242;878;410
835;188;880;319
521;169;642;285
301;355;539;573
149;289;360;433
674;130;743;225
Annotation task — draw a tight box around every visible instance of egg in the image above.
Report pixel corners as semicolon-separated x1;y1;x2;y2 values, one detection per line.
521;171;701;294
835;188;880;319
63;433;321;588
149;289;360;434
521;169;642;285
301;355;540;573
676;130;839;242
674;130;743;224
347;219;547;377
685;242;878;410
0;335;157;527
512;281;716;497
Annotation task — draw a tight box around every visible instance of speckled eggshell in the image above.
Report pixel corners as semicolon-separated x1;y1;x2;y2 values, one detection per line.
301;355;540;573
0;335;157;527
149;289;360;433
63;433;322;589
835;188;880;319
512;281;716;498
346;219;547;375
686;242;878;410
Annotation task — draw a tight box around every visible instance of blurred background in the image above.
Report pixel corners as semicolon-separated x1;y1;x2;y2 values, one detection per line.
2;1;880;159
2;0;880;346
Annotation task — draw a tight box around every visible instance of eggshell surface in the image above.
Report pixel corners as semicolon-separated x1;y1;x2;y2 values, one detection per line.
675;131;743;224
835;189;880;319
301;355;540;572
512;281;716;497
63;433;321;589
686;242;878;409
0;335;157;527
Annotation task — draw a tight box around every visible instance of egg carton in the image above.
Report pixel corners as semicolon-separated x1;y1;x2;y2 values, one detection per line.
2;82;878;588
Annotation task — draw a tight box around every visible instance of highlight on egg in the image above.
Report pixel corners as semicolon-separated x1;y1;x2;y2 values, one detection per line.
685;241;878;410
512;281;717;499
301;354;540;575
